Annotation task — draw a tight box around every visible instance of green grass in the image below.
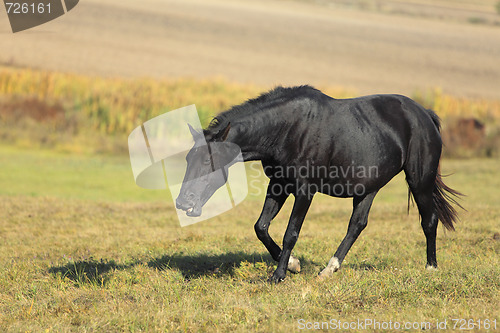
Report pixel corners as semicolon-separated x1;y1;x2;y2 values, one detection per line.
0;145;498;332
0;145;166;203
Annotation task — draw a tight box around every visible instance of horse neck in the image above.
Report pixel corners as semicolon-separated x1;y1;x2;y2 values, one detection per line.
225;118;280;162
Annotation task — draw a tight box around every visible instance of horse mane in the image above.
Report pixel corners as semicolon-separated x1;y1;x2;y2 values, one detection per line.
205;85;321;135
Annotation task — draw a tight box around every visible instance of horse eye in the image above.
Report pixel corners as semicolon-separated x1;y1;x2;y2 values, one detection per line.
203;158;211;165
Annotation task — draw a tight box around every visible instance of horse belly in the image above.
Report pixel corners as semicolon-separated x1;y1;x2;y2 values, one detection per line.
313;137;405;198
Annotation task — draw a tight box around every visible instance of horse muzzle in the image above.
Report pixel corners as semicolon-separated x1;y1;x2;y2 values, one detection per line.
176;197;202;217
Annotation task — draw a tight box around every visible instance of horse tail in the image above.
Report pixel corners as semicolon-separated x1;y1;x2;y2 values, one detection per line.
407;108;464;231
433;167;464;231
429;109;464;231
426;108;441;132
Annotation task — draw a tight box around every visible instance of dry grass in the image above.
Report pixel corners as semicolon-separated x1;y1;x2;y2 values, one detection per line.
0;147;498;332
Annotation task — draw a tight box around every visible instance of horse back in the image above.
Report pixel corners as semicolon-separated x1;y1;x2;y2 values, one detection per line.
271;92;441;196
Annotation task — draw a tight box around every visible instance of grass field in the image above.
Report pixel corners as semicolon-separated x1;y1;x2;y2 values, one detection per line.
0;145;498;332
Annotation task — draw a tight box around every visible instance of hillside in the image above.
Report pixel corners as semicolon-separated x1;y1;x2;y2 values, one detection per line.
1;0;499;99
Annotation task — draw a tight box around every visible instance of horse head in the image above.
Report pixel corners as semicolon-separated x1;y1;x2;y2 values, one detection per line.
175;123;239;217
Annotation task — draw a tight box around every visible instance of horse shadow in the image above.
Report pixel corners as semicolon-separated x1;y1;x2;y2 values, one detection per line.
48;257;130;286
148;251;279;280
48;251;285;285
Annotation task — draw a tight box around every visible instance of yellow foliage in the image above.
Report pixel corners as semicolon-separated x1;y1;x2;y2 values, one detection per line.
1;67;499;136
412;87;500;123
0;68;264;134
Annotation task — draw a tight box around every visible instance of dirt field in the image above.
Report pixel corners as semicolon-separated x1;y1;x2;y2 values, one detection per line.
1;0;500;99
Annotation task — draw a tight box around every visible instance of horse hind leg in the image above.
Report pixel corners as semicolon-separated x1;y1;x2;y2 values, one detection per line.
408;184;439;269
404;159;440;269
318;191;378;279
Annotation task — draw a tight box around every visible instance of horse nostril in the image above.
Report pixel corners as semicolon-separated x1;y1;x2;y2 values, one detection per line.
175;198;184;209
176;192;196;210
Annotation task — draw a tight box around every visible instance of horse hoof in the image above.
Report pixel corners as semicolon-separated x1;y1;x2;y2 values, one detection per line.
269;272;286;284
288;255;301;273
426;264;438;271
317;257;340;279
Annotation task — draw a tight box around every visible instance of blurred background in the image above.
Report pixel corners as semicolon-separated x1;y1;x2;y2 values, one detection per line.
1;0;500;157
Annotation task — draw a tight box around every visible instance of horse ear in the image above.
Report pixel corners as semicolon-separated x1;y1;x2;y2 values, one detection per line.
187;123;203;141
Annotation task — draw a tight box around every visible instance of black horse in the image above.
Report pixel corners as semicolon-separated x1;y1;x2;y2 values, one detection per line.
176;86;462;283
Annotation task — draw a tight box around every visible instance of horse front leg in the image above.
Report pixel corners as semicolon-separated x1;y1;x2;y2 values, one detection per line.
270;193;313;283
254;180;301;273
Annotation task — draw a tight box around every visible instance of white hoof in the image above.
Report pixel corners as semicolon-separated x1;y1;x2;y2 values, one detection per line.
287;255;301;273
426;264;438;271
318;257;340;279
